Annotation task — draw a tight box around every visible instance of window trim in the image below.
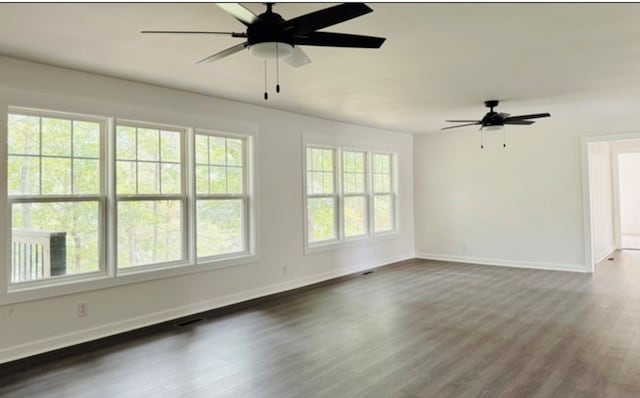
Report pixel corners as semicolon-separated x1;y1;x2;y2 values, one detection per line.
2;108;258;305
194;128;252;262
303;144;398;254
372;151;396;235
114;120;190;272
304;145;339;246
342;148;369;240
7;107;109;289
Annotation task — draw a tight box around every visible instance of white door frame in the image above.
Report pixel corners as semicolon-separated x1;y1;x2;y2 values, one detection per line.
611;140;640;249
581;132;640;272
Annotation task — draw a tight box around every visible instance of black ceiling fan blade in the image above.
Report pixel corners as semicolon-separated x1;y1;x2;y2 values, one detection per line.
216;3;258;26
504;120;535;125
445;120;481;123
141;30;245;37
294;32;385;48
283;46;311;68
504;113;551;122
281;3;373;35
441;123;481;131
196;42;248;64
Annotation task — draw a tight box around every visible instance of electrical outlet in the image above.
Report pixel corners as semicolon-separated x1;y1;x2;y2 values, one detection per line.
282;265;288;275
78;302;89;318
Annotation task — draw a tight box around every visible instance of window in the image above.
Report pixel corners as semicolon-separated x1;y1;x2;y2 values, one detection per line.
115;123;185;269
305;146;396;248
342;150;367;238
373;153;394;233
195;132;248;258
5;107;255;293
8;111;104;283
306;147;337;244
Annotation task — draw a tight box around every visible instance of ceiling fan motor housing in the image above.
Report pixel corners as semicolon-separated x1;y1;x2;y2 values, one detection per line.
482;100;503;126
482;112;504;127
247;11;293;46
247;9;296;59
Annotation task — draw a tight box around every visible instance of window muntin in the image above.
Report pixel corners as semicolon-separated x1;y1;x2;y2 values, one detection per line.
8;115;101;196
7;111;104;284
343;150;367;238
195;133;248;258
116;126;182;195
5;108;256;296
305;146;396;248
306;147;337;243
116;123;186;269
307;147;334;195
373;153;394;233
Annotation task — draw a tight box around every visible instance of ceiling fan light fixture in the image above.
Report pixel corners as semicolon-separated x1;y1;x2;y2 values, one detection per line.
249;42;293;59
480;124;504;131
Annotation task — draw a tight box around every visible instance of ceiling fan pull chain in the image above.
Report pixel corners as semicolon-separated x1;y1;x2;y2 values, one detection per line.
503;126;507;148
480;129;484;149
276;43;280;93
264;60;268;100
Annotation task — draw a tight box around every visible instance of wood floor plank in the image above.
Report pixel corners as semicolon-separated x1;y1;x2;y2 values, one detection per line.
4;252;640;397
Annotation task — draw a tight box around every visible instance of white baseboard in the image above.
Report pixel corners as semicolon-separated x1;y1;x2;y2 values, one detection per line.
0;253;414;364
595;246;617;264
415;252;589;273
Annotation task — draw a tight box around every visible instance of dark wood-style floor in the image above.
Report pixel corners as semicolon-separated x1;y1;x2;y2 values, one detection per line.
3;252;640;397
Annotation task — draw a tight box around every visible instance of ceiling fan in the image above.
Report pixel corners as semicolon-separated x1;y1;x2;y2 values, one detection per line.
442;100;551;148
442;100;551;131
142;2;386;99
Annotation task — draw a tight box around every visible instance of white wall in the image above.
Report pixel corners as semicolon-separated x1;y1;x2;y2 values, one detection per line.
413;116;626;272
0;57;415;363
588;142;615;263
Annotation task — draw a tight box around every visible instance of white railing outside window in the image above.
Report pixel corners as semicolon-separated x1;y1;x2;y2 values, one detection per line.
11;229;66;283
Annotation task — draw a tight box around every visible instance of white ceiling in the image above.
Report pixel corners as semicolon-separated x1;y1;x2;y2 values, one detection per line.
1;3;640;133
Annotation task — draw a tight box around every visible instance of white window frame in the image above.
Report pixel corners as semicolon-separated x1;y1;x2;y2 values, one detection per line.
6;107;109;290
304;145;397;252
2;107;257;305
194;129;251;262
114;120;189;273
304;146;339;246
372;151;396;235
342;149;369;240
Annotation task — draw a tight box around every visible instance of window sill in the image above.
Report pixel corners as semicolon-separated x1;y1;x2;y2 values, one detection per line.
304;231;399;255
1;253;259;305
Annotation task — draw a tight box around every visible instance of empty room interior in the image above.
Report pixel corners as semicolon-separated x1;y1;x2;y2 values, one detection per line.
2;2;640;397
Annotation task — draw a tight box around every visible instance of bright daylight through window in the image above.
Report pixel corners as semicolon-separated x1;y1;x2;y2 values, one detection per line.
195;132;248;258
305;146;395;248
6;108;253;290
343;150;367;238
306;147;337;244
116;124;185;268
373;153;394;233
8;112;103;283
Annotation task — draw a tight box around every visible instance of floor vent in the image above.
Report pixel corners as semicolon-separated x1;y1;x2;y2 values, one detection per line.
363;271;374;275
174;318;205;328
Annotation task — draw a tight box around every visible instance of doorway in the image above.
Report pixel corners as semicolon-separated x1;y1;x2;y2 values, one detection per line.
585;136;640;271
615;148;640;250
